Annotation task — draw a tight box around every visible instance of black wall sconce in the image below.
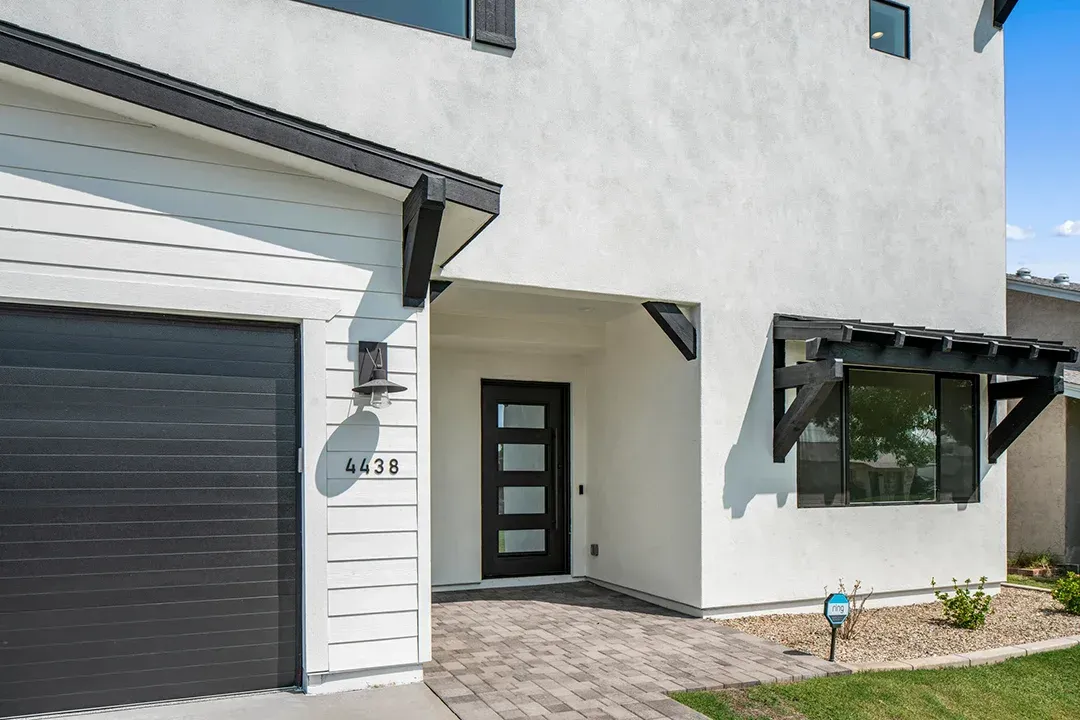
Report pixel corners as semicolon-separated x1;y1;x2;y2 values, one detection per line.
353;341;408;409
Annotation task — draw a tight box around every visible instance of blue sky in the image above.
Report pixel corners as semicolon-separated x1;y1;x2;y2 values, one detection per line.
1005;3;1080;278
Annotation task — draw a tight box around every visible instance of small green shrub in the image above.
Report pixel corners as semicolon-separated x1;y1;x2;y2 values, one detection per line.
1013;550;1055;570
931;576;993;630
1052;572;1080;615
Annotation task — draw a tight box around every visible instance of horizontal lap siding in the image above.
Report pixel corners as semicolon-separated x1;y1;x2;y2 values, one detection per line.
0;82;421;675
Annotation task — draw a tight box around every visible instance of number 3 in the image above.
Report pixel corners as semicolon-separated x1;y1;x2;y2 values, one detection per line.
373;458;384;474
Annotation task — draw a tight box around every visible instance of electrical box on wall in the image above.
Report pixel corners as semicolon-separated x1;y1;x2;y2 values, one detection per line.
590;544;599;557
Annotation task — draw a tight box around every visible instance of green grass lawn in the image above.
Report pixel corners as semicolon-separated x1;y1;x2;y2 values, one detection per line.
673;646;1080;720
1006;573;1058;590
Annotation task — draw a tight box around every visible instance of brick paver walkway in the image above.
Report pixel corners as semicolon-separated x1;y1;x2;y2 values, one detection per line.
425;582;846;719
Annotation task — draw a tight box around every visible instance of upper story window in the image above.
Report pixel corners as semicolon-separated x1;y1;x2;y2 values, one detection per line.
797;368;979;507
870;0;910;59
297;0;469;38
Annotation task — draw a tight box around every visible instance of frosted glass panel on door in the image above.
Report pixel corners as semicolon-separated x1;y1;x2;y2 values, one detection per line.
498;444;545;471
498;404;545;428
499;486;546;515
498;529;546;554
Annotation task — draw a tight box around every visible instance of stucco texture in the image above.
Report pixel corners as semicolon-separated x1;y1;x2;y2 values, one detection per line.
1006;290;1080;563
0;0;1008;610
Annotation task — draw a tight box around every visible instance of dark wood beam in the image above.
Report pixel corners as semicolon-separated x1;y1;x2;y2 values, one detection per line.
989;376;1060;462
774;359;844;390
989;376;1063;402
994;0;1020;28
772;319;853;343
401;174;446;308
643;302;696;361
774;380;839;463
806;340;1060;379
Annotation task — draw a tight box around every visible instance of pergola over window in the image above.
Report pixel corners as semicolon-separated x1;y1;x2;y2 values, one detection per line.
772;314;1078;507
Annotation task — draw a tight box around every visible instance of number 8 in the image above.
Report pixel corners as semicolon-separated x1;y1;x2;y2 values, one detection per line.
389;459;399;475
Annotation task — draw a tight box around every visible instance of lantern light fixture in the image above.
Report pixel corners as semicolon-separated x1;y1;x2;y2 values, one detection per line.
353;341;408;409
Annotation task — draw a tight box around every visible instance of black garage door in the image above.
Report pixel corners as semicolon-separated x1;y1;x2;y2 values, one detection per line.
0;305;300;718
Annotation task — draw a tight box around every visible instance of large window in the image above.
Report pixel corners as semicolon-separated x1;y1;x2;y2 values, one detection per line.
297;0;469;38
797;369;978;507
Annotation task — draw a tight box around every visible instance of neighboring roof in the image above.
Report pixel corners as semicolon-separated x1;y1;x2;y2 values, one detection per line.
0;20;501;215
1007;273;1080;303
774;314;1079;366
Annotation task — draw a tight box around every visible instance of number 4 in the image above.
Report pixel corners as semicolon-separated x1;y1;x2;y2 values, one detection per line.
346;457;372;474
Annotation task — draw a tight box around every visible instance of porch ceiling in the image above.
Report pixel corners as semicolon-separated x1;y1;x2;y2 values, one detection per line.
431;284;640;354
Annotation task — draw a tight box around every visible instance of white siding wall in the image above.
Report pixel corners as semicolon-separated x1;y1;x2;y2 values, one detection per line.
0;81;425;681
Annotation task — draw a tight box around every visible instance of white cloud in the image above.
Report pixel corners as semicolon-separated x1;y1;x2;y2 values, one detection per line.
1056;221;1080;237
1006;224;1034;241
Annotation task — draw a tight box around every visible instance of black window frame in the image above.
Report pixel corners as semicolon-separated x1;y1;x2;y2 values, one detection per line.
797;366;981;508
291;0;471;40
869;0;911;60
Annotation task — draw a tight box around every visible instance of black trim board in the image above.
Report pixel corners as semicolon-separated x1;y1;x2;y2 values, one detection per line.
0;20;500;215
642;302;696;361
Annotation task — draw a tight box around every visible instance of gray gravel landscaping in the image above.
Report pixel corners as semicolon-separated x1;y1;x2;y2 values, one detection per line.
716;586;1080;664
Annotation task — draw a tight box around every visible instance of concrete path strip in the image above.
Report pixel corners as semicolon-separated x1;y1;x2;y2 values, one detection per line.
840;635;1080;673
56;684;458;720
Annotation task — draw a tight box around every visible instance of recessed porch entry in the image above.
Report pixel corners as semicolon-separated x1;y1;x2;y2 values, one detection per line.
481;381;570;578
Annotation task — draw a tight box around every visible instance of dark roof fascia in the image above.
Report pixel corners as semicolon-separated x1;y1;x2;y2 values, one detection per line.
0;20;501;215
773;313;1079;373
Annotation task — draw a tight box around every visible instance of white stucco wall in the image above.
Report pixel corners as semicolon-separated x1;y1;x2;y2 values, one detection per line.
586;310;702;609
0;0;1009;612
0;78;428;690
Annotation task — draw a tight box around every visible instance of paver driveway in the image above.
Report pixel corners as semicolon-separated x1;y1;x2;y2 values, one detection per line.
425;582;846;719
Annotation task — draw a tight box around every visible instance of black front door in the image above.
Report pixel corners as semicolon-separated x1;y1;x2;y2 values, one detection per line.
481;381;570;578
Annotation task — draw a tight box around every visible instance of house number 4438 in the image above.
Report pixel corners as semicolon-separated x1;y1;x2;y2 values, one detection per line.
346;457;399;475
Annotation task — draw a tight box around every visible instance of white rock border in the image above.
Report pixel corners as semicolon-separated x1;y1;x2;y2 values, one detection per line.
840;636;1080;673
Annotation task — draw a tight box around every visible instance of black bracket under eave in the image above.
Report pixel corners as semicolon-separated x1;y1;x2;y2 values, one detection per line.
987;374;1063;463
402;174;446;308
772;350;844;463
642;302;696;361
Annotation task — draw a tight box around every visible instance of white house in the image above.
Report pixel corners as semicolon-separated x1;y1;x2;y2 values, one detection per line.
0;0;1065;717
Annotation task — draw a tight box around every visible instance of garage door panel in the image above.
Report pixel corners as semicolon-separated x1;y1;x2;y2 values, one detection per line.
1;486;296;508
0;452;297;473
0;594;297;633
1;562;294;597
0;438;294;458
0;366;297;395
0;500;295;525
2;625;296;666
0;310;296;349
2;673;297;719
1;642;296;686
2;580;298;614
0;401;295;427
0;305;300;716
0;328;298;365
0;419;295;442
0;516;296;541
0;348;295;379
0;384;297;410
0;548;297;578
1;610;298;651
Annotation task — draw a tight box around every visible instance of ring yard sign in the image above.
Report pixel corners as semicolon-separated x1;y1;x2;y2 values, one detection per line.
823;592;850;661
824;593;850;627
